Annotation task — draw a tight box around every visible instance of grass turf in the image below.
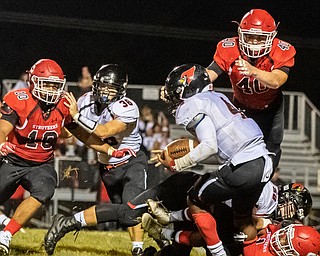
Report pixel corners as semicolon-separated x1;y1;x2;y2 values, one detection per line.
7;228;204;255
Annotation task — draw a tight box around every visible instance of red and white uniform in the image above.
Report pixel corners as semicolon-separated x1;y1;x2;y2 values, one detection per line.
2;89;72;162
212;37;296;110
243;224;280;256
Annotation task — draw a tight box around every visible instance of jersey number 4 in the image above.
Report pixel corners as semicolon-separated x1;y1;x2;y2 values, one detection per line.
237;77;268;94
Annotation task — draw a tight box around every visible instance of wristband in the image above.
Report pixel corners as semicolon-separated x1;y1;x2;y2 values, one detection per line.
174;153;197;172
107;147;115;156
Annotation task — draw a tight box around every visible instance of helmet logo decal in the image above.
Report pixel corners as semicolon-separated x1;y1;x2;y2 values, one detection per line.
101;74;114;84
292;183;304;191
180;66;196;85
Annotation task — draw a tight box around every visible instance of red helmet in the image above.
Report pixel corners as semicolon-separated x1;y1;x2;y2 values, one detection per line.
238;9;278;58
28;59;66;104
270;224;320;256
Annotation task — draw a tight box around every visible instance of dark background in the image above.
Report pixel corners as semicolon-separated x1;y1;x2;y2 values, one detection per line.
1;0;319;108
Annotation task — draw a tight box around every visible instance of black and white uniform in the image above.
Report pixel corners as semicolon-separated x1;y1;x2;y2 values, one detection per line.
176;90;273;218
77;92;148;204
93;91;273;228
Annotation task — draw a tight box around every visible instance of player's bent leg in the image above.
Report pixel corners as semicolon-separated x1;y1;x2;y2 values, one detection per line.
147;199;171;225
128;224;144;256
95;203;146;226
141;213;169;248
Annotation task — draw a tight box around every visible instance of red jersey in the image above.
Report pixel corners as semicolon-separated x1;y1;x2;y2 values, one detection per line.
2;89;72;162
213;37;296;110
243;224;280;256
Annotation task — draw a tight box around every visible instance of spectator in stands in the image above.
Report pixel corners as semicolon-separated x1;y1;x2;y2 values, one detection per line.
206;9;296;169
139;105;156;158
78;66;93;95
12;71;28;90
139;105;155;137
142;125;156;156
152;124;172;151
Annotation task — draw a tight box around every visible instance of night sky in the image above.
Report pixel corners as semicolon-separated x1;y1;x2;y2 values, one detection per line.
1;0;319;107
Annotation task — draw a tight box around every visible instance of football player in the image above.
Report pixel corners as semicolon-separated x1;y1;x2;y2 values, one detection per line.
244;223;320;256
154;63;273;255
206;9;296;169
43;63;273;256
45;64;147;256
144;182;313;255
0;59;126;254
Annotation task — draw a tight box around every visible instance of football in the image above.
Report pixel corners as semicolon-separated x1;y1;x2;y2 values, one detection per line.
164;138;199;160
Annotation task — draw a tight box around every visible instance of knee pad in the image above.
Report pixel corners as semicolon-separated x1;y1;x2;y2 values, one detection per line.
32;189;54;204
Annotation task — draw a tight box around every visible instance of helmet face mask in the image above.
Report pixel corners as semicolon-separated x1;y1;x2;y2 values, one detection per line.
92;64;128;106
162;63;212;115
93;82;118;105
28;59;66;105
270;224;320;256
238;9;277;58
276;183;312;221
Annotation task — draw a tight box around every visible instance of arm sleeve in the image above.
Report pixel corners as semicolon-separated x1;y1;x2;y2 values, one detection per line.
207;61;224;76
188;114;218;163
0;102;19;126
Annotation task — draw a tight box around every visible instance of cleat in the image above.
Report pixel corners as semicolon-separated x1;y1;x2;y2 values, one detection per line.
142;246;157;256
131;247;144;256
147;199;170;226
0;231;11;255
141;213;169;248
44;214;81;255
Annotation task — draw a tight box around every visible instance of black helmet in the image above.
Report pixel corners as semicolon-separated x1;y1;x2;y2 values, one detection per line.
92;64;128;105
276;183;313;220
162;63;212;114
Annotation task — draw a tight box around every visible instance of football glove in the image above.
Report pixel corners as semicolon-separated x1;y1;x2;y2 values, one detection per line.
111;148;137;158
0;142;16;156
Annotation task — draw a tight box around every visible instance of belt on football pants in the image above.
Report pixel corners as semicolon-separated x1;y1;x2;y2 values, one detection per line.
105;160;129;170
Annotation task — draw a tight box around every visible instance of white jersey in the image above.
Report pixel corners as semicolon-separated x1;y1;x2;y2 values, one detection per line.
175;91;270;165
77;92;142;164
255;181;278;217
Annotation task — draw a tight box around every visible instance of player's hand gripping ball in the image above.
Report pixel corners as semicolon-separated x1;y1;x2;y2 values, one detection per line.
151;138;199;170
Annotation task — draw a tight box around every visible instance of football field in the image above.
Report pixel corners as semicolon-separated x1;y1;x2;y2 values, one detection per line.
8;228;202;255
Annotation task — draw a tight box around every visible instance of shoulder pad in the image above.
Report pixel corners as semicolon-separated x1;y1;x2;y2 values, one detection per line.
214;37;240;71
112;97;139;119
77;93;92;110
3;90;30;112
186;113;206;130
271;38;296;69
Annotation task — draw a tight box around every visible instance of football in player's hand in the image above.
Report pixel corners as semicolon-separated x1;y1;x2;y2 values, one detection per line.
163;138;199;160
